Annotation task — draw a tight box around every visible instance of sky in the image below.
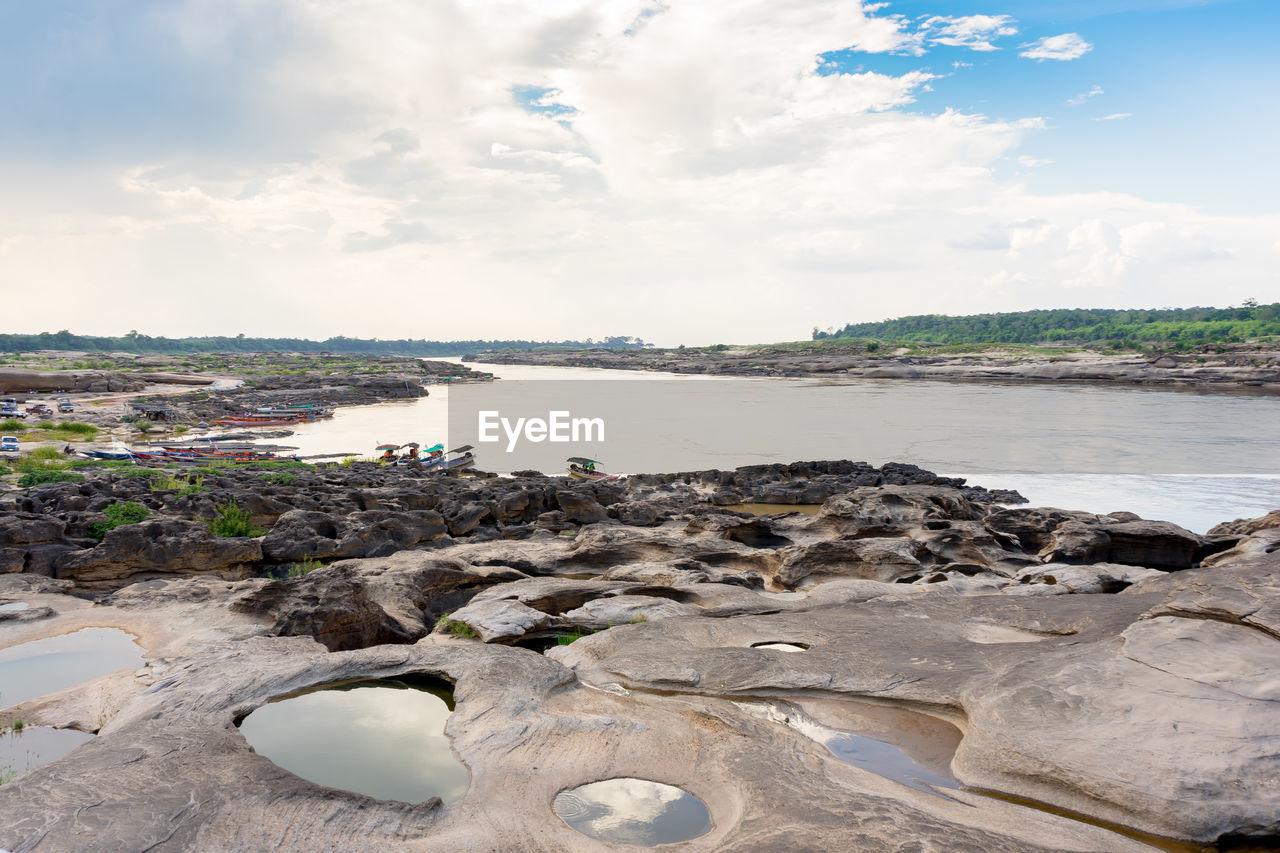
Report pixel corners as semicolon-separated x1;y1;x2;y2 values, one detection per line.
0;0;1276;346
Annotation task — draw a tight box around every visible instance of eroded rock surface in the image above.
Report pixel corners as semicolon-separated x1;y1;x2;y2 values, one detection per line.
2;463;1277;851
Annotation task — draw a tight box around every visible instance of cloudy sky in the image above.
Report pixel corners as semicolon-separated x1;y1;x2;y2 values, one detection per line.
1;0;1275;346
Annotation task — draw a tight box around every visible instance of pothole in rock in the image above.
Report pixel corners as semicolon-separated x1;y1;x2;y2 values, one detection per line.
721;503;821;516
750;641;810;652
553;778;712;846
739;700;962;797
236;675;469;805
0;602;29;612
1;726;94;781
0;627;146;709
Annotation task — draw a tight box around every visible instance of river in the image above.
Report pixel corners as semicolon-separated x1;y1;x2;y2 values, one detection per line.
275;359;1280;534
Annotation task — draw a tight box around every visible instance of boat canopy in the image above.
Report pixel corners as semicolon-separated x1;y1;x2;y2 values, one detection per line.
425;443;445;453
375;443;400;451
449;445;474;454
567;457;602;465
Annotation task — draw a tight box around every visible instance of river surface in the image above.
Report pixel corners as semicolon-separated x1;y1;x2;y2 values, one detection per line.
274;360;1280;533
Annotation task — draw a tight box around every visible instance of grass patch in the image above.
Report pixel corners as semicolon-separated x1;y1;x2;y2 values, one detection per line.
259;472;296;485
90;501;150;540
287;556;322;577
151;471;205;495
18;469;85;487
556;628;595;646
435;615;479;638
0;418;26;432
207;499;265;537
57;421;98;436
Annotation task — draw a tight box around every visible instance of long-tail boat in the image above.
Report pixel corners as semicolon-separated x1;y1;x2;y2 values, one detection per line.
567;457;620;482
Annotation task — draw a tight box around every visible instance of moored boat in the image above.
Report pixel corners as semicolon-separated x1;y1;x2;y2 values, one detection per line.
567;457;619;482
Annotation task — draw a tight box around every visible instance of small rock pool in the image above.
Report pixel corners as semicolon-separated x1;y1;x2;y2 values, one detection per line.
553;778;712;846
0;627;146;709
1;726;94;781
236;675;469;805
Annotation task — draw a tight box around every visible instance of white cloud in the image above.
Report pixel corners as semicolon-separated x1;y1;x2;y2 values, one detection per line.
1020;33;1093;61
1093;112;1133;121
0;1;1274;344
1068;85;1104;105
920;14;1018;52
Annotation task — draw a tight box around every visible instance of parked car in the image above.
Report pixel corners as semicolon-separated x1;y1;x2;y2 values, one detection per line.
0;406;26;420
58;398;74;413
26;403;53;415
0;436;19;452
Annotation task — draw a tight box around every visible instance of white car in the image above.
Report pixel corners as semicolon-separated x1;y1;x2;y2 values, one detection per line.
0;436;20;452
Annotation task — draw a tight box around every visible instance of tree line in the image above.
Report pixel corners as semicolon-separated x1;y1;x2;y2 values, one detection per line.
813;303;1280;345
0;331;652;355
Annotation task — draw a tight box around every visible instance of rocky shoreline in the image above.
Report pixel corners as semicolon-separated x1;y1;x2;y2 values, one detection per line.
1;459;1277;851
466;344;1280;392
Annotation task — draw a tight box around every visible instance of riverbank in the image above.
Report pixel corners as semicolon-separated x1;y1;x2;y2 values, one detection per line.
1;457;1277;850
0;352;491;453
466;341;1280;392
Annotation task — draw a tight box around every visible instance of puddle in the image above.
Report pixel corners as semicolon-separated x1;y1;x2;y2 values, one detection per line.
738;701;961;797
751;642;809;653
722;503;821;516
1;726;94;781
0;628;146;709
0;602;28;612
236;675;469;805
554;778;712;846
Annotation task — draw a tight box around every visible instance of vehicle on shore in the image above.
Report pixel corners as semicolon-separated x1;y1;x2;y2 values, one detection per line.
0;436;19;453
58;398;74;413
25;402;53;415
567;457;620;482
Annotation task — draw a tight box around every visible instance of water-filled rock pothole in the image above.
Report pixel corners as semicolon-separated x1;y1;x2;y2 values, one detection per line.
0;627;145;709
0;602;29;612
236;675;469;805
1;726;94;781
553;778;712;846
750;641;810;652
739;700;962;796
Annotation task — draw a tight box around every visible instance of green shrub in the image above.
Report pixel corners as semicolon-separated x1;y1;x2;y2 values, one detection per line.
0;465;11;476
0;419;26;432
36;420;56;429
435;615;479;638
58;421;97;436
287;556;322;577
259;472;295;485
119;414;139;424
208;499;265;537
90;501;150;540
556;628;594;645
18;470;85;488
151;471;205;495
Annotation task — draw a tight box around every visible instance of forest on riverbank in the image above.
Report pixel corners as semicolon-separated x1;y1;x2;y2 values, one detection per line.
0;332;651;356
814;303;1280;346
